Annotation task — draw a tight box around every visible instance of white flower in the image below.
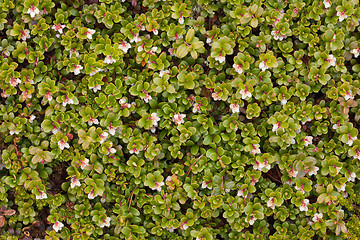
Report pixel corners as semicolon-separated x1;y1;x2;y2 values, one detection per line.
62;96;74;107
104;55;116;64
159;70;169;78
272;122;281;133
233;63;243;75
167;227;176;232
304;136;313;146
9;77;21;87
130;33;141;43
271;30;286;41
348;172;356;182
354;150;360;160
327;54;336;67
73;65;83;75
119;98;131;108
237;189;245;197
137;45;144;52
150;113;160;127
281;97;287;106
99;132;109;144
29;115;36;123
119;41;131;53
88;117;99;126
182;223;189;230
70;177;81;188
129;147;140;154
21;29;31;41
230;103;240;113
100;217;111;228
323;0;331;8
201;181;212;190
101;195;106;203
335;166;342;175
142;91;152;103
251;144;261;155
27;5;40;18
88;189;98;199
267;197;276;210
152;28;158;35
333;122;341;130
89;84;101;93
206;38;213;46
173;114;186;125
240;88;252;99
295;185;305;194
85;28;96;40
69;49;79;58
53;221;64;232
344;90;354;100
215;55;225;63
179;16;184;24
246;216;257;225
80;158;89;170
337;11;348;22
288;168;298;178
337;183;346;192
212;92;221;101
52;23;66;34
108;125;116;136
346;135;357;146
151;46;158;53
259;160;271;171
58;139;70;150
151;180;164;192
351;48;360;58
259;61;269;71
299;199;309;212
36;190;47;200
193;103;201;113
308;166;319;176
168;48;175;56
312;213;323;222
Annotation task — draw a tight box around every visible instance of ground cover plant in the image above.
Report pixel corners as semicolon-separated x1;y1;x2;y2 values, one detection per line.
1;0;360;239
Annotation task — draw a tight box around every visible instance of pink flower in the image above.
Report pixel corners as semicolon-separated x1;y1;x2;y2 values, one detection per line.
151;180;164;192
351;48;360;58
250;144;261;155
304;136;313;146
259;61;269;71
212;92;221;101
240;88;252;99
80;158;89;170
21;29;31;41
193;103;201;113
233;63;243;75
344;90;354;100
88;117;99;126
89;84;101;93
99;132;108;144
129;147;140;154
323;0;331;8
29;115;36;123
62;96;74;107
337;11;348;22
267;197;276;210
142;90;152;103
312;213;323;222
326;54;336;67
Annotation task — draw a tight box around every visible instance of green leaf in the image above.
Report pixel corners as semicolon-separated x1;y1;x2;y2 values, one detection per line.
176;44;189;58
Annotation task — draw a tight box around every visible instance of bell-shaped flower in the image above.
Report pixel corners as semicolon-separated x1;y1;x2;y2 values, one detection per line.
73;65;83;75
215;54;225;63
88;189;98;199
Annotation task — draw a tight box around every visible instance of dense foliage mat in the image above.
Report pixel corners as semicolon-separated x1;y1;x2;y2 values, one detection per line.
1;0;360;239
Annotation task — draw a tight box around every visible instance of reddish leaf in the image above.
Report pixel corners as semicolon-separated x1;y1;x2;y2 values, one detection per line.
3;209;16;216
0;216;5;227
